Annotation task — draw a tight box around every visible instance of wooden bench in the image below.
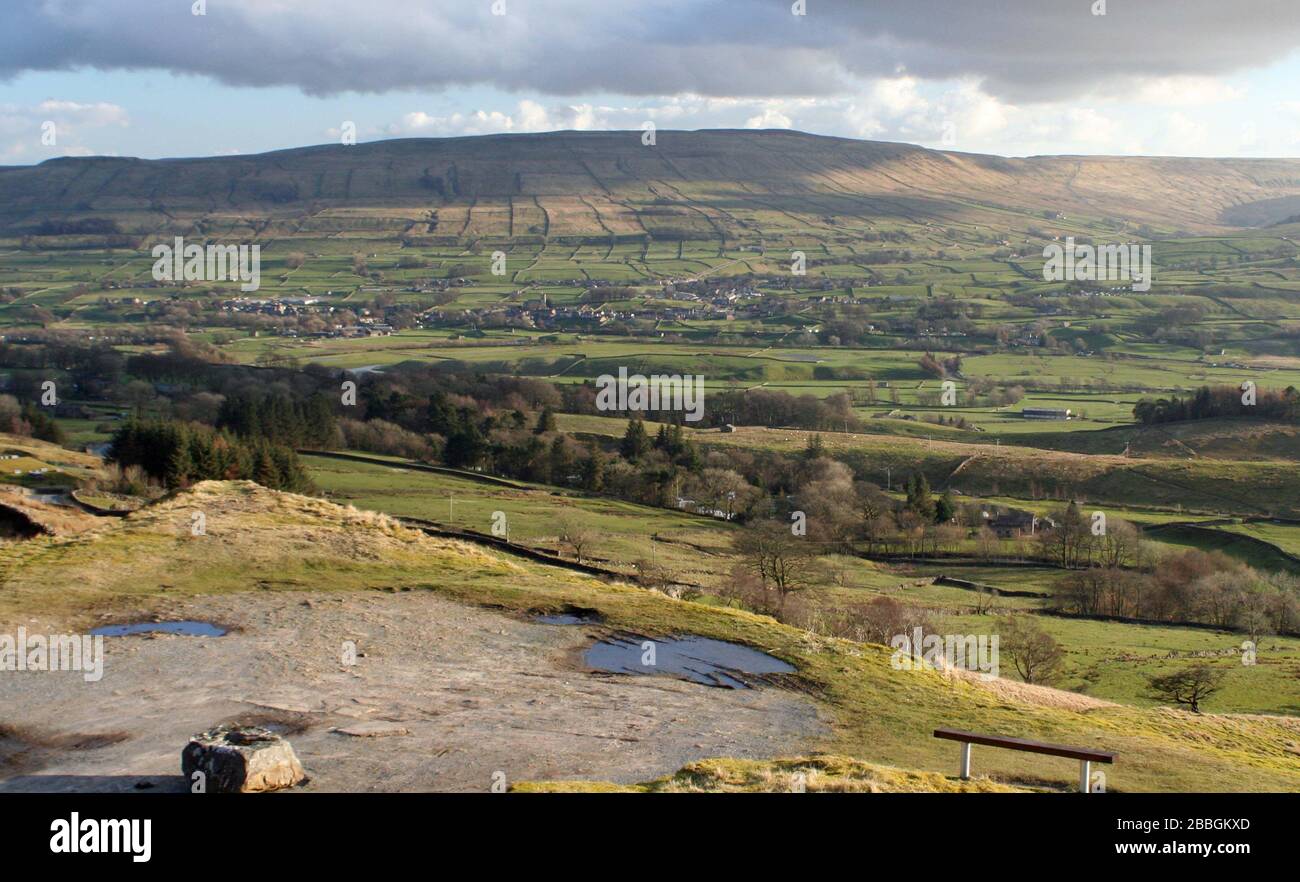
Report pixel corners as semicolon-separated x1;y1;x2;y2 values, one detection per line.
934;727;1116;793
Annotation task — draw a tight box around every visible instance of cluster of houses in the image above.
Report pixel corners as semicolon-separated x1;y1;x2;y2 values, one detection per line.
660;280;765;301
215;297;398;338
278;321;393;339
220;297;321;317
405;277;475;293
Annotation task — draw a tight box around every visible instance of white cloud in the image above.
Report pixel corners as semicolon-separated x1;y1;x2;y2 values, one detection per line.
1131;76;1244;106
870;77;928;115
744;107;793;129
1064;107;1119;146
0;99;129;161
1166;111;1210;148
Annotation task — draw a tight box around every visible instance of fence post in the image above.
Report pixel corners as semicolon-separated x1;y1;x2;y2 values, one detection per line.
1079;760;1091;793
960;742;972;779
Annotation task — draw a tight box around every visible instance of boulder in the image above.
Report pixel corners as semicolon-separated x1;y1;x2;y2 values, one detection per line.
181;725;306;793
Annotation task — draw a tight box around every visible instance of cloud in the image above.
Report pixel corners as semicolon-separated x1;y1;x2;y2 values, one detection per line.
380;100;623;137
0;99;129;161
370;81;1246;158
1063;107;1119;146
2;0;1297;102
392;109;518;137
1166;111;1209;149
744;107;793;129
870;77;927;116
1131;76;1245;106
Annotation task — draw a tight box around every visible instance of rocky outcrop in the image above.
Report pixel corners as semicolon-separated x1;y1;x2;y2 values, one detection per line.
181;725;306;793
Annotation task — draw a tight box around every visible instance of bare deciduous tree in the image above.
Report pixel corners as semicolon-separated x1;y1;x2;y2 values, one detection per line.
733;520;821;612
1000;615;1065;685
556;518;595;563
1146;664;1224;714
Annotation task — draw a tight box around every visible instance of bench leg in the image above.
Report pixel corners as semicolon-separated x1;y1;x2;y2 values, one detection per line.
1079;760;1091;793
959;743;971;779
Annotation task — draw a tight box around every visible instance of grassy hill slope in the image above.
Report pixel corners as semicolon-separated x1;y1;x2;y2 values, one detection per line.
3;480;1299;792
5;130;1300;235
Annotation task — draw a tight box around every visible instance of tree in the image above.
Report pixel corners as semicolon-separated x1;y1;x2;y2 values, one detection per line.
165;430;194;487
556;517;595;563
619;418;651;462
694;468;753;521
975;526;1000;560
534;407;557;435
20;404;65;443
733;520;820;612
971;584;998;615
905;472;935;522
1000;615;1064;685
802;434;825;460
1093;517;1139;568
579;445;605;492
1235;586;1274;648
935;488;956;524
1146;664;1224;713
443;423;488;469
1041;501;1087;568
536;435;569;484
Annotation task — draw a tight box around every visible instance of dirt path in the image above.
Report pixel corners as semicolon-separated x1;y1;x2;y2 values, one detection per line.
0;590;826;792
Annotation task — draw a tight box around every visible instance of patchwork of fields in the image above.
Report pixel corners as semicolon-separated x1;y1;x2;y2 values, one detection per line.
3;131;1300;795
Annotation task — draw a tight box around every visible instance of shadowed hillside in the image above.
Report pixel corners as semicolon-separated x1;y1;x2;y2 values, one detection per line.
4;130;1300;237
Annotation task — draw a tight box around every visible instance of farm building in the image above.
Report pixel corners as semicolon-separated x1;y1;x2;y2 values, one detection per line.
987;511;1054;538
1021;408;1072;420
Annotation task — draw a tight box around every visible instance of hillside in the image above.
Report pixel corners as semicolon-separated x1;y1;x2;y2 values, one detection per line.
1007;419;1300;461
2;481;1299;792
559;421;1300;517
5;130;1300;236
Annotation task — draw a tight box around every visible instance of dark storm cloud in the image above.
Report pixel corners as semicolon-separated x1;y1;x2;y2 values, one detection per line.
3;0;1299;100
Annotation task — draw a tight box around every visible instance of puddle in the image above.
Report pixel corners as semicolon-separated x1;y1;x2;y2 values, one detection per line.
584;635;794;689
533;607;602;626
90;621;227;638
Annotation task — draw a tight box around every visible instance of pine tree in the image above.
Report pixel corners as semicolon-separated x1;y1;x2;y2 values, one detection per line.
803;434;825;460
302;394;337;447
165;426;194;488
444;423;488;469
426;392;460;436
580;446;605;492
252;441;279;487
547;435;572;482
935;488;956;524
906;472;935;521
619;418;650;462
534;407;557;435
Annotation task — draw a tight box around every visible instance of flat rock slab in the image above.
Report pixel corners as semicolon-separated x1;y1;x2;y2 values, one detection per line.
0;590;826;792
335;723;410;738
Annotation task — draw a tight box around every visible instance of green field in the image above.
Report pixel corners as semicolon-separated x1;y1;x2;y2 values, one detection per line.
303;450;1300;717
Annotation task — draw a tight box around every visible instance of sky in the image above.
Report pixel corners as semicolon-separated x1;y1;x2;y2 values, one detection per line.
3;0;1300;164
